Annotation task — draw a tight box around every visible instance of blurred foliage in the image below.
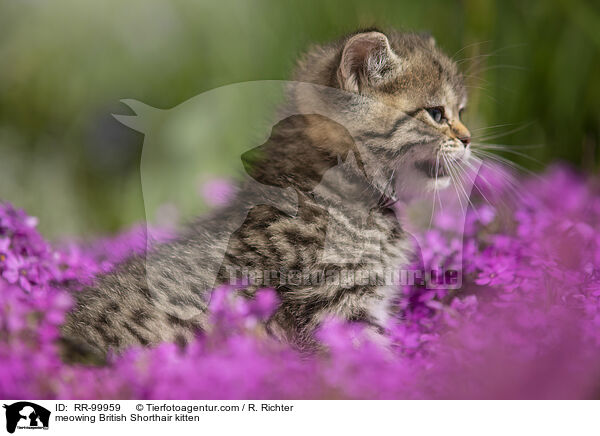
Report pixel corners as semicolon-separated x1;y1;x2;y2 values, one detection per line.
0;0;598;238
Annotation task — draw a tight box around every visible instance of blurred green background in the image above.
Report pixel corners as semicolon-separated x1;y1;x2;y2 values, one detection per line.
0;0;598;239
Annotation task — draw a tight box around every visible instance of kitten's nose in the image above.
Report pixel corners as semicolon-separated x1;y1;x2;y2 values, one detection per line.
451;120;471;148
450;120;471;147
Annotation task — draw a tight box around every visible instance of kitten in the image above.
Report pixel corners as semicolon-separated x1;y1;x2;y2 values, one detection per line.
61;29;471;362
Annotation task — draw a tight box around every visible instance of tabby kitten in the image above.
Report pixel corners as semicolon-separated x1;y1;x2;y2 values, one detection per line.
61;29;471;361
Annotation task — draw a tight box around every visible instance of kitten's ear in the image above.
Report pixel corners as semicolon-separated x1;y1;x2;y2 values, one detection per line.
337;31;398;93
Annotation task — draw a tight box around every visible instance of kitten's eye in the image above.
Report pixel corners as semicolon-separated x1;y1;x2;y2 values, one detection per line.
459;108;465;120
426;107;445;124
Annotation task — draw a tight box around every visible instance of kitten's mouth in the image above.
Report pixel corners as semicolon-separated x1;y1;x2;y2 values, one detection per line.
414;159;449;178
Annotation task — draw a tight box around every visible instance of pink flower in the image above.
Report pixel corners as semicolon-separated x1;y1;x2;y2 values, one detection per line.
1;166;600;400
2;255;34;292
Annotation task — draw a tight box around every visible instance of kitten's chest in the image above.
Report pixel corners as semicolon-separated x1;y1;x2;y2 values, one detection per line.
319;201;406;266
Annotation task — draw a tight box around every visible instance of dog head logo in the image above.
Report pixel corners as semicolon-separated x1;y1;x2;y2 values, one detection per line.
3;402;50;434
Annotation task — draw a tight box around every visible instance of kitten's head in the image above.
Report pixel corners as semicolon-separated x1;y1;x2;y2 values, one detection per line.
292;29;471;198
